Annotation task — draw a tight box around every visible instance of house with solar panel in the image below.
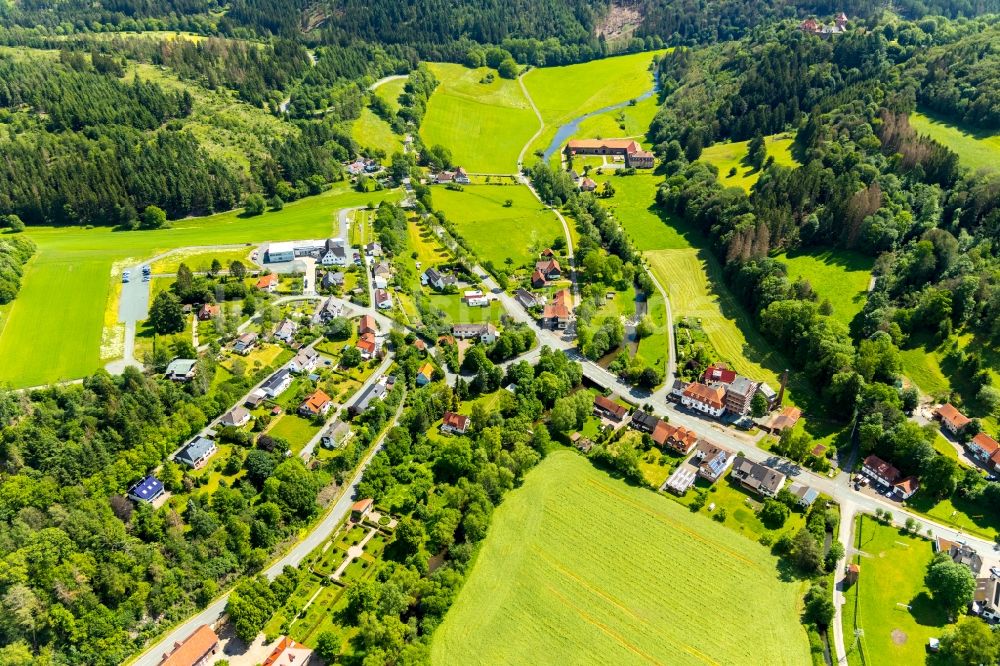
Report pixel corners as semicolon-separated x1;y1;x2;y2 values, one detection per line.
128;475;165;504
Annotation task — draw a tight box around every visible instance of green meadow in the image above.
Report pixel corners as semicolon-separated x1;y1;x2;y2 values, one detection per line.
910;110;1000;174
701;134;799;192
421;63;538;173
0;186;398;387
773;249;872;327
523;51;664;160
432;451;810;665
432;184;563;267
373;76;406;113
352;106;403;156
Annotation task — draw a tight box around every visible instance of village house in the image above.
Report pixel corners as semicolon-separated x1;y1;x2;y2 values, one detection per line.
451;323;498;344
365;242;382;257
564;139;655;169
416;362;435;386
531;268;548;288
861;454;901;488
356;332;378;359
349;381;388;415
159;624;220;666
321;421;353;449
261;368;293;398
422;267;457;290
694;441;733;482
969;433;1000;464
757;382;779;409
128;475;165;504
262;636;313;666
197;303;220;320
359;314;377;337
372;260;392;280
974;577;1000;624
375;288;392;309
245;390;266;409
299;389;332;418
542;289;572;329
454;166;470;184
176;436;217;469
322;271;345;290
731;457;786;497
273;319;298;343
799;12;848;36
764;405;802;434
724;376;760;415
935;403;971;435
630;410;661;434
668;379;688;402
702;363;737;384
579;177;597;192
789;482;819;508
221;406;251;428
535;258;562;280
894;476;920;500
320;239;349;266
233;332;258;355
441;411;470;435
464;290;489;307
665;465;698;495
593;394;628;422
351;498;373;521
256;273;279;292
653;421;699;455
316;297;341;323
935;537;984;576
435;171;454;184
681;382;726;418
165;358;197;382
289;347;319;373
515;288;538;309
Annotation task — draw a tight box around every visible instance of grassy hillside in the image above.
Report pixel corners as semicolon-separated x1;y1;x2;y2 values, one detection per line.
421;63;538;173
0;186;398;387
373;77;407;112
701;134;798;192
910;110;1000;174
352;106;403;156
432;184;562;267
773;249;872;328
523;51;664;160
432;451;810;665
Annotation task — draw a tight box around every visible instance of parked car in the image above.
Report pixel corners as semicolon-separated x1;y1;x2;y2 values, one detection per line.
122;271;130;283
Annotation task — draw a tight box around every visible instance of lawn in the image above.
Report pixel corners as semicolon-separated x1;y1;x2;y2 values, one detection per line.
592;173;688;251
373;77;406;113
841;515;948;666
671;474;806;542
0;186;397;387
432;184;563;267
352;106;403;156
267;414;322;456
701;134;799;192
910;109;1000;174
773;248;872;328
432;451;810;665
421;63;538;173
899;336;951;398
426;294;505;324
150;247;253;274
907;492;1000;542
573;96;661;143
522;51;665;161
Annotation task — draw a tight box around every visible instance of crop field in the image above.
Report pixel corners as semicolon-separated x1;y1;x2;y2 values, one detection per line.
432;451;810;665
352;107;403;156
407;220;451;268
701;134;798;192
522;51;665;160
841;515;947;666
773;249;872;327
373;76;406;112
421;63;538;173
0;186;397;387
910;110;1000;174
432;184;563;267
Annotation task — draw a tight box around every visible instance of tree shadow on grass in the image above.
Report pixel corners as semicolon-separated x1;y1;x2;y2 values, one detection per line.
908;591;950;628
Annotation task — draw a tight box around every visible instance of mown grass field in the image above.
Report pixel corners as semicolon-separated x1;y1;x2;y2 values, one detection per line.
910;110;1000;174
406;220;451;268
773;249;872;327
523;51;665;160
421;63;538;173
432;184;562;267
352;107;403;156
701;134;798;192
592;174;688;251
0;186;397;387
149;247;253;274
841;515;947;666
432;451;810;665
373;76;406;113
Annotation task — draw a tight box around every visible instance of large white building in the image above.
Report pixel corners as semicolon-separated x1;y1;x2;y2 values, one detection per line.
266;238;346;264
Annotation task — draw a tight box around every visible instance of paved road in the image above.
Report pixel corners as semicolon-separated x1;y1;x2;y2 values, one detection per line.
131;386;406;666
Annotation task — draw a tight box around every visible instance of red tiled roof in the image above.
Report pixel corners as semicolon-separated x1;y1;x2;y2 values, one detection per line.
442;411;469;430
652;422;697;452
160;625;218;666
359;314;376;335
356;333;376;355
352;498;373;513
301;389;331;414
702;363;737;384
863;454;900;484
972;432;1000;456
256;273;278;288
682;382;726;410
936;403;970;428
263;636;311;666
594;394;627;419
894;476;920;495
535;258;561;274
567;139;641;153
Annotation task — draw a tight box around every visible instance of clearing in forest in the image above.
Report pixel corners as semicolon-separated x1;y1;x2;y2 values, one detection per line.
910;110;1000;174
432;451;810;665
432;184;563;268
773;249;872;328
352;106;403;156
700;134;798;192
420;63;538;173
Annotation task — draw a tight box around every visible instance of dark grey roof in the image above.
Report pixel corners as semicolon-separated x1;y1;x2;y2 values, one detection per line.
177;436;215;465
727;376;758;398
262;368;291;392
630;410;660;432
350;382;388;413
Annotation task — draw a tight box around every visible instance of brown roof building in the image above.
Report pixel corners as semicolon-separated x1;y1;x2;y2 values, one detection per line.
935;403;971;434
159;624;219;666
593;394;628;422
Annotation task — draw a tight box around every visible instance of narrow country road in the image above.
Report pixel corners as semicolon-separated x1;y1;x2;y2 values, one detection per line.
129;387;406;666
516;71;544;171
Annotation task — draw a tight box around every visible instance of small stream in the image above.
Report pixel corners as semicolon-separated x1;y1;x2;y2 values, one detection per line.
541;71;661;163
